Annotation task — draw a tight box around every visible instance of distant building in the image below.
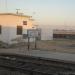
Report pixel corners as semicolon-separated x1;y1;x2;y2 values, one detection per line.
53;29;75;39
39;24;75;40
0;13;34;44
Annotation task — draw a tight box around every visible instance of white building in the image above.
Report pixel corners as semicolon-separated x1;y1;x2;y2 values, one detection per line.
39;24;75;40
39;25;53;40
0;13;34;44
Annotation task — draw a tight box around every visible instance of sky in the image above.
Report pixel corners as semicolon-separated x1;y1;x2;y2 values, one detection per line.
0;0;75;28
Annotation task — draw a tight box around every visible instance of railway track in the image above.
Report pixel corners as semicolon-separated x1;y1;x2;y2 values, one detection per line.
0;53;75;75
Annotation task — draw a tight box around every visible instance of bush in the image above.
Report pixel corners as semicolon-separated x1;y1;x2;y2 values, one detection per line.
0;41;9;48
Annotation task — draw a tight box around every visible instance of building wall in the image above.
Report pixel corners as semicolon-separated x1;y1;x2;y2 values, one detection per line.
53;30;75;39
0;14;34;44
39;26;53;40
53;29;75;34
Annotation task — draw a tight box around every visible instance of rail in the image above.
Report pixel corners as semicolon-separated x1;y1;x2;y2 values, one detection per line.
0;53;75;75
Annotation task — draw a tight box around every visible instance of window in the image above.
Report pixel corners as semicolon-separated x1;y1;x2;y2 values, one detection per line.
23;21;27;25
17;26;22;35
0;25;1;34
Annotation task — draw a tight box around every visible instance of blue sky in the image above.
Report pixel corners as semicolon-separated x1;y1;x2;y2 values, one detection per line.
0;0;75;26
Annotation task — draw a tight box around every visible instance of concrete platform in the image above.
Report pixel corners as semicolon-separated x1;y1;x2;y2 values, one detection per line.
25;50;75;62
0;49;75;62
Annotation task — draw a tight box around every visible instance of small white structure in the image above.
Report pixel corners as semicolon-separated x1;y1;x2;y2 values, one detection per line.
0;13;34;44
39;25;53;40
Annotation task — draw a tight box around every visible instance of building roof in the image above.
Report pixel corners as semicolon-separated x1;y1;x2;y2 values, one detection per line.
0;13;32;18
53;29;75;34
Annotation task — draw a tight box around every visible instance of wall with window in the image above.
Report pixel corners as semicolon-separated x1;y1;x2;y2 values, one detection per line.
0;14;34;44
53;34;75;39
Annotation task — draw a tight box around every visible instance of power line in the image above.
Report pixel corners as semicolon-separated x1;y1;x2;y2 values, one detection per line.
5;0;8;12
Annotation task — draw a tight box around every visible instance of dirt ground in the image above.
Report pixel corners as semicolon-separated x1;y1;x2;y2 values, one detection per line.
36;40;75;53
0;40;75;54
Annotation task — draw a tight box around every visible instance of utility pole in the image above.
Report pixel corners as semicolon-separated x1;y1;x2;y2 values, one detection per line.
5;0;8;12
16;9;20;14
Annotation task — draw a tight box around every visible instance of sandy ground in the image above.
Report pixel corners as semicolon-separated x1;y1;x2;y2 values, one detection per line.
30;40;75;53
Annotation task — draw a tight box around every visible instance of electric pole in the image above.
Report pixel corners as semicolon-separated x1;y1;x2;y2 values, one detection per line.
5;0;8;12
16;9;20;14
